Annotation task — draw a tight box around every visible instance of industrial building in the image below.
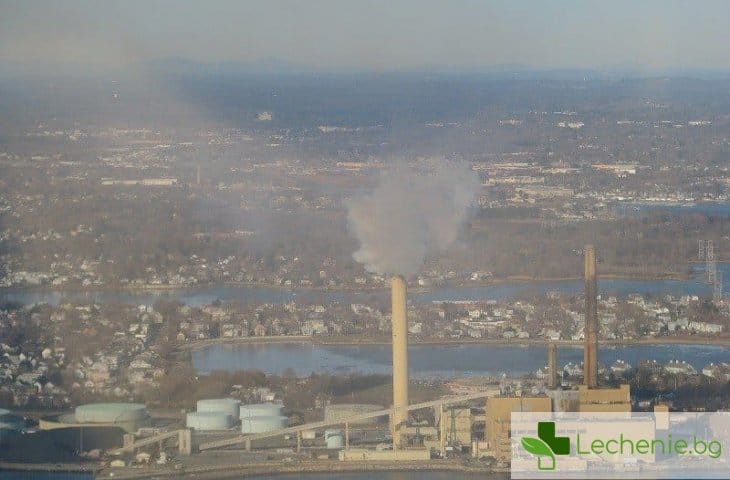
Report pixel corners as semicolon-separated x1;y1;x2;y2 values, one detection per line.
483;396;553;460
322;251;632;461
437;405;472;446
119;246;639;465
478;245;632;461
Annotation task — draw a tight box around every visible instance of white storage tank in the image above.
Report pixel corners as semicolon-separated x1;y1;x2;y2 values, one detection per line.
240;415;288;434
239;403;283;418
197;398;241;421
324;428;344;449
75;403;148;423
186;412;233;431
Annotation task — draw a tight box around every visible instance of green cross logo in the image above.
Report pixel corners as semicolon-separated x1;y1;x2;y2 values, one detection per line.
521;421;570;470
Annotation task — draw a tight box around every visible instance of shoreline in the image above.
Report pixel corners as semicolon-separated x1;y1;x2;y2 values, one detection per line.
0;459;509;479
182;334;730;351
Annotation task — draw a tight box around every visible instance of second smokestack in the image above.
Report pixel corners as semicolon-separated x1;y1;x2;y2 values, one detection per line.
391;275;409;449
584;245;598;388
547;341;558;389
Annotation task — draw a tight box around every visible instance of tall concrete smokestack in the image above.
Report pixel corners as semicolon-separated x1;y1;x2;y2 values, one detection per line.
547;342;558;389
391;275;409;449
583;245;598;388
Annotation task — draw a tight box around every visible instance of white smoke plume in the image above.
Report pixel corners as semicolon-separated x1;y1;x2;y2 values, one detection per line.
347;159;480;276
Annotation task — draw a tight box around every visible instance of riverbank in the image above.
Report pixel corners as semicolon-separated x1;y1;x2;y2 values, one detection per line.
97;459;508;480
182;334;730;351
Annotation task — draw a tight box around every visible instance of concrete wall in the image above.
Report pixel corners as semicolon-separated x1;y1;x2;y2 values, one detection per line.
578;384;631;413
339;448;431;461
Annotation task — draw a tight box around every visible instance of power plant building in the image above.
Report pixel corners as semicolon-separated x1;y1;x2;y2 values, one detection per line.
480;245;631;462
188;245;634;464
577;384;631;412
438;406;472;446
484;396;552;461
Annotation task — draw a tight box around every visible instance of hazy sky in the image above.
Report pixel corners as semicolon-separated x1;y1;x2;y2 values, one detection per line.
2;0;730;72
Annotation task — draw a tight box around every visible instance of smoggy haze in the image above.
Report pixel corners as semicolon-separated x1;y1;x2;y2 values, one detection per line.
2;0;730;73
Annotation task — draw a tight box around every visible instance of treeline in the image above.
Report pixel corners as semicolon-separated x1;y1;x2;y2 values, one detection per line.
140;366;390;413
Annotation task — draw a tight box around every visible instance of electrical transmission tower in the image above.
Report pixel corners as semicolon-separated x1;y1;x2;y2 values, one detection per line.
707;240;716;283
713;272;723;303
698;239;705;261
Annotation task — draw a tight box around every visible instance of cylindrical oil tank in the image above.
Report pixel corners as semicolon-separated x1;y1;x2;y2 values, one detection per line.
75;403;148;423
240;415;288;434
324;404;385;425
186;412;233;430
196;398;241;420
324;428;344;449
239;403;283;418
0;408;24;431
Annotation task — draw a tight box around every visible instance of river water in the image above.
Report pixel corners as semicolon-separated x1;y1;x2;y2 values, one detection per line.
1;201;727;309
613;201;730;218
3;261;729;379
2;263;729;307
192;342;729;378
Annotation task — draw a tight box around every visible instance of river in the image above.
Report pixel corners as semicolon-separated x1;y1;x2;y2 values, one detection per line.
192;342;729;378
613;201;730;218
2;263;729;307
